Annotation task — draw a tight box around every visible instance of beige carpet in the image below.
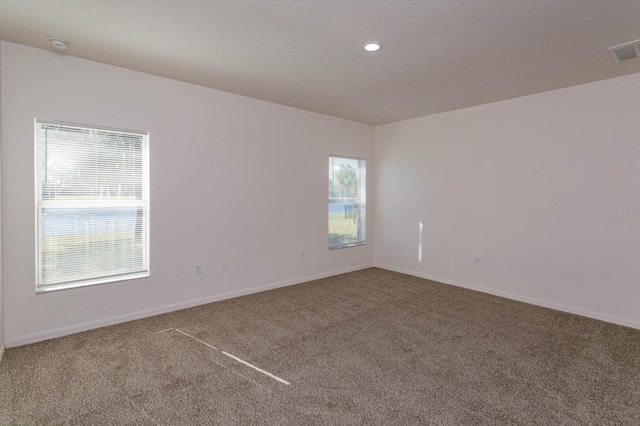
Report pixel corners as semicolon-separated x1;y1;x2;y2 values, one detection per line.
1;268;639;425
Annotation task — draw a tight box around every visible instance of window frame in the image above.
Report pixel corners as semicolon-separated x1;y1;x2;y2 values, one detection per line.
328;155;366;250
34;119;150;293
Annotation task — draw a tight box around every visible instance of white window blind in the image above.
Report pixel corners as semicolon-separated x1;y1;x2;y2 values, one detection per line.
35;120;150;292
328;156;366;249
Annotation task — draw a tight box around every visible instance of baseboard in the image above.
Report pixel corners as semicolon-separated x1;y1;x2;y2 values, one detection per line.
374;263;640;331
0;344;5;364
6;263;374;348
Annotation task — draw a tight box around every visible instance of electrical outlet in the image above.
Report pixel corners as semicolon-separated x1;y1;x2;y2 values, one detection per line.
194;264;201;275
219;260;227;271
299;249;304;259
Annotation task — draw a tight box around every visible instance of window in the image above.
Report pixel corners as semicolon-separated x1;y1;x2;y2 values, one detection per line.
35;120;149;292
328;156;366;249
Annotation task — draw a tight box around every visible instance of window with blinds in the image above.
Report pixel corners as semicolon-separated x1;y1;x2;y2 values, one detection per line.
35;120;150;292
328;156;366;249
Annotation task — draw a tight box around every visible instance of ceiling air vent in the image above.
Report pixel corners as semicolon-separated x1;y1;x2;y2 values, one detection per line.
608;39;640;63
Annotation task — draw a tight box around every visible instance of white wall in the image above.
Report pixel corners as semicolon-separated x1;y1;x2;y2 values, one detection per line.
375;73;640;329
0;41;4;360
2;39;637;347
1;41;374;346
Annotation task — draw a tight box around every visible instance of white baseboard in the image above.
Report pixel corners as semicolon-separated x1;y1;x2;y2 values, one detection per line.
0;344;5;364
374;263;640;331
6;263;374;348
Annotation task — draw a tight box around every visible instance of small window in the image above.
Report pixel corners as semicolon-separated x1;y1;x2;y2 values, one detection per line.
35;120;150;292
329;156;366;249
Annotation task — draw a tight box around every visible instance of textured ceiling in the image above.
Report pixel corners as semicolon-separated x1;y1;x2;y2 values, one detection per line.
1;0;639;125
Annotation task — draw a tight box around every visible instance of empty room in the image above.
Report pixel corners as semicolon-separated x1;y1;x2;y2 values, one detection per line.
0;0;639;424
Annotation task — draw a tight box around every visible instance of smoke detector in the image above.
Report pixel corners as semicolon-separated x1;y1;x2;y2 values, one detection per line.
608;39;640;63
50;38;69;50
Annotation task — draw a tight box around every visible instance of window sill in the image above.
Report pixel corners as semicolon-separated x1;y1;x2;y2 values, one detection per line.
36;271;150;294
329;242;366;250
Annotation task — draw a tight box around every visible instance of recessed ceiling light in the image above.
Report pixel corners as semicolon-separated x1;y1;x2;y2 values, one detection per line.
50;38;69;50
364;43;381;52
